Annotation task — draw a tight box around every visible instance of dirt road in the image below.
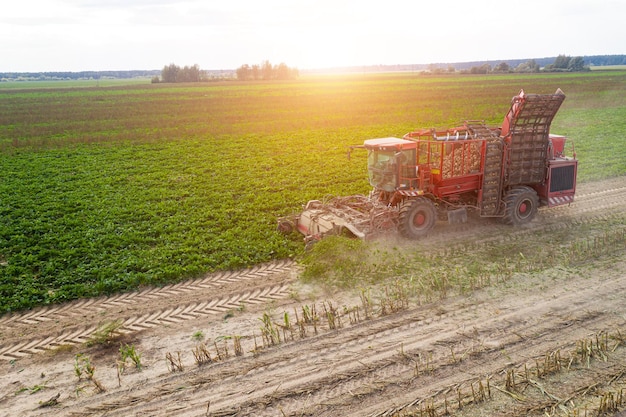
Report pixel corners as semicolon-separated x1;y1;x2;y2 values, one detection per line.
1;176;625;417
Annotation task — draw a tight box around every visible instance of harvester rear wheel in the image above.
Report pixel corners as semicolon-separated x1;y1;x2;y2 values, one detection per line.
502;186;539;226
398;197;436;239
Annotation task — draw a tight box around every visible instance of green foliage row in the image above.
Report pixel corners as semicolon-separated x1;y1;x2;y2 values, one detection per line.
1;72;625;312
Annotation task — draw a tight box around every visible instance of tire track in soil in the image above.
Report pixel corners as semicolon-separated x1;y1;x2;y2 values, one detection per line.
0;283;291;360
88;260;626;417
0;260;294;327
0;260;295;360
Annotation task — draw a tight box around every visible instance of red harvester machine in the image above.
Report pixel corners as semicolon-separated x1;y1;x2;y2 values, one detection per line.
279;89;577;245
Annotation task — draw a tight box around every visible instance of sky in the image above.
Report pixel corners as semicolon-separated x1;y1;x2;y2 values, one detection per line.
2;0;625;72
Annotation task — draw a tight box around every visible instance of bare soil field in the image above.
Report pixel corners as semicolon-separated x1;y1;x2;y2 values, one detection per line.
1;176;625;417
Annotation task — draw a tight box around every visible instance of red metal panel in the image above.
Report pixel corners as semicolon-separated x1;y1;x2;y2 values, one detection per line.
535;158;578;207
433;175;482;197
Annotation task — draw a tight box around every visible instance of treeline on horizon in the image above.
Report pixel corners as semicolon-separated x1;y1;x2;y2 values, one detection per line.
429;54;626;72
0;69;160;82
150;61;299;83
1;54;624;82
454;55;588;75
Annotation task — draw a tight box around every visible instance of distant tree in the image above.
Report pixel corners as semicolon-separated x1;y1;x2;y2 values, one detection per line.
251;65;260;80
261;60;273;80
544;55;588;72
236;64;251;81
469;63;491;74
178;65;202;82
161;63;180;83
493;62;511;73
553;54;571;69
236;61;298;81
276;62;290;80
515;59;540;73
160;63;205;82
568;56;587;71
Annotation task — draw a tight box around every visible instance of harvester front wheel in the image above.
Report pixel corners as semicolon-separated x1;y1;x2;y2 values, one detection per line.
398;197;436;239
277;219;294;235
502;186;539;226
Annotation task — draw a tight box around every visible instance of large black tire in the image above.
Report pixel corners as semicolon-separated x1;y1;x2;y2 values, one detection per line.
502;186;539;226
398;197;437;239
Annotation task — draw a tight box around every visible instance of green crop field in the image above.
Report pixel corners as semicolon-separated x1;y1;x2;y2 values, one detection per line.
1;71;625;312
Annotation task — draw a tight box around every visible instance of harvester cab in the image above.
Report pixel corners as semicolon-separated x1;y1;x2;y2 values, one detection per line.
363;137;417;192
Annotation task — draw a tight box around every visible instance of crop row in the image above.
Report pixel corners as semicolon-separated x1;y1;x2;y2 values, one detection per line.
0;72;625;311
